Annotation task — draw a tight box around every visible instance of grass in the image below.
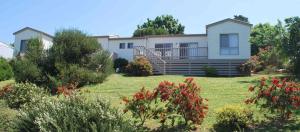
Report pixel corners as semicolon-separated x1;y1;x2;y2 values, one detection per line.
1;74;299;131
80;74;295;130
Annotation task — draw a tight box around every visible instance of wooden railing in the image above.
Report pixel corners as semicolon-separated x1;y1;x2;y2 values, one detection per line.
148;47;208;60
134;46;166;74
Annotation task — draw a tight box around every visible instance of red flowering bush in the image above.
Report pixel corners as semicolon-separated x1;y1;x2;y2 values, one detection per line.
122;88;157;126
122;78;208;129
245;77;300;120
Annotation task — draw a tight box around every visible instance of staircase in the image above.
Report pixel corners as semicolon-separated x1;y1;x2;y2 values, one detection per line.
134;46;166;75
133;46;247;76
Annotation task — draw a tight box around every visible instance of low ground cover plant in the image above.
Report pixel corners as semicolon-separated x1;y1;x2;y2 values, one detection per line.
0;83;48;109
122;78;208;130
203;66;218;77
213;105;253;131
245;77;300;120
125;56;153;76
16;95;136;132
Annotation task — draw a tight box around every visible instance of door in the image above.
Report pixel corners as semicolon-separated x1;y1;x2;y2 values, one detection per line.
179;43;188;59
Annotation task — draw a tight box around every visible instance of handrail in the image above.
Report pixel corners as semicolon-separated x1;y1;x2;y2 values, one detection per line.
134;46;166;74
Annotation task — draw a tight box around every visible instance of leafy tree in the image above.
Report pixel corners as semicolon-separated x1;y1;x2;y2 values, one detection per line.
283;17;300;78
133;15;185;37
234;15;249;23
250;23;278;55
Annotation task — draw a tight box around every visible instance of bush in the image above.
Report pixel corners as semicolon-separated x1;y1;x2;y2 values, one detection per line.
123;78;208;129
12;29;113;92
203;66;218;77
213;105;253;131
114;58;129;72
0;58;13;81
238;62;251;76
245;77;300;120
126;57;153;76
16;95;136;132
0;83;48;109
0;100;18;131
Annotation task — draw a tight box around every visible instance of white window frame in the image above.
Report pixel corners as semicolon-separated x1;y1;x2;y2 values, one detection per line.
220;33;239;55
127;43;134;49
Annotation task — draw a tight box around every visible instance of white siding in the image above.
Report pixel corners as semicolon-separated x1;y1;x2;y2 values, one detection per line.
0;42;13;59
147;36;207;48
107;39;146;61
13;29;53;56
207;21;251;59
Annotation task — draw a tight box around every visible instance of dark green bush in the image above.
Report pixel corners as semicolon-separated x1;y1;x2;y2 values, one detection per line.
16;95;136;132
213;105;253;131
0;58;13;81
113;58;129;72
0;83;48;109
12;29;113;91
125;57;153;76
203;66;218;77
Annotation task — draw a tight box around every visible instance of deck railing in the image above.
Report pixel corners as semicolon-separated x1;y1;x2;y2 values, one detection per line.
147;47;208;60
134;46;166;74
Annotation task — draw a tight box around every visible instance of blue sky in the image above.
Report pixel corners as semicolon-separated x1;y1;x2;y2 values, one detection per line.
0;0;299;44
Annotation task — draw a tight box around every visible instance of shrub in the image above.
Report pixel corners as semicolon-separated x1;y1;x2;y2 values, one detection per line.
16;95;136;132
0;100;18;131
203;66;218;77
0;83;48;109
245;77;300;120
244;55;263;73
123;78;208;129
213;105;253;131
114;58;129;72
238;62;251;76
12;29;113;92
0;58;13;81
126;57;153;76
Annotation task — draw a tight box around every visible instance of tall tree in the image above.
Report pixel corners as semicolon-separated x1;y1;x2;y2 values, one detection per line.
133;15;185;37
249;23;278;55
234;15;249;23
283;17;300;78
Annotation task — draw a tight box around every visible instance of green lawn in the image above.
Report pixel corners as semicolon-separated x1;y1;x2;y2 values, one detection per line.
1;74;299;131
80;74;292;130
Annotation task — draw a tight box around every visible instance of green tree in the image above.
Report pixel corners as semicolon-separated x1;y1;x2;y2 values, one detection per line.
250;23;278;55
234;15;249;23
283;17;300;79
133;15;185;37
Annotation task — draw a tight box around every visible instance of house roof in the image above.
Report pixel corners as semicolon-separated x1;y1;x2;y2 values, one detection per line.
107;34;207;40
206;18;253;29
13;27;53;38
0;41;12;49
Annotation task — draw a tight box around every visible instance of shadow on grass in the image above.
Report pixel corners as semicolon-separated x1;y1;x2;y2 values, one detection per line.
252;118;300;131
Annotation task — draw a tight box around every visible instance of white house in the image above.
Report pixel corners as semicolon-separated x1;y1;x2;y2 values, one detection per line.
0;41;13;59
13;18;252;76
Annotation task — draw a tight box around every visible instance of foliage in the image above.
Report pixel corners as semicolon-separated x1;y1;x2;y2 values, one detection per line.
0;83;48;109
282;17;300;79
133;15;185;37
125;57;153;76
213;105;253;131
245;77;300;120
238;62;252;75
16;95;136;132
114;58;129;72
0;58;13;81
0;100;18;131
12;29;113;92
203;66;218;77
234;15;249;23
122;78;208;129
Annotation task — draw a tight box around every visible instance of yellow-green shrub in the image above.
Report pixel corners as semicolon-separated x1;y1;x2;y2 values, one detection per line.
213;105;253;131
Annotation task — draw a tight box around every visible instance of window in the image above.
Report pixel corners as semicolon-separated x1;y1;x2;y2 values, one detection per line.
220;34;239;55
155;43;173;57
20;40;29;53
119;43;125;49
127;43;134;49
